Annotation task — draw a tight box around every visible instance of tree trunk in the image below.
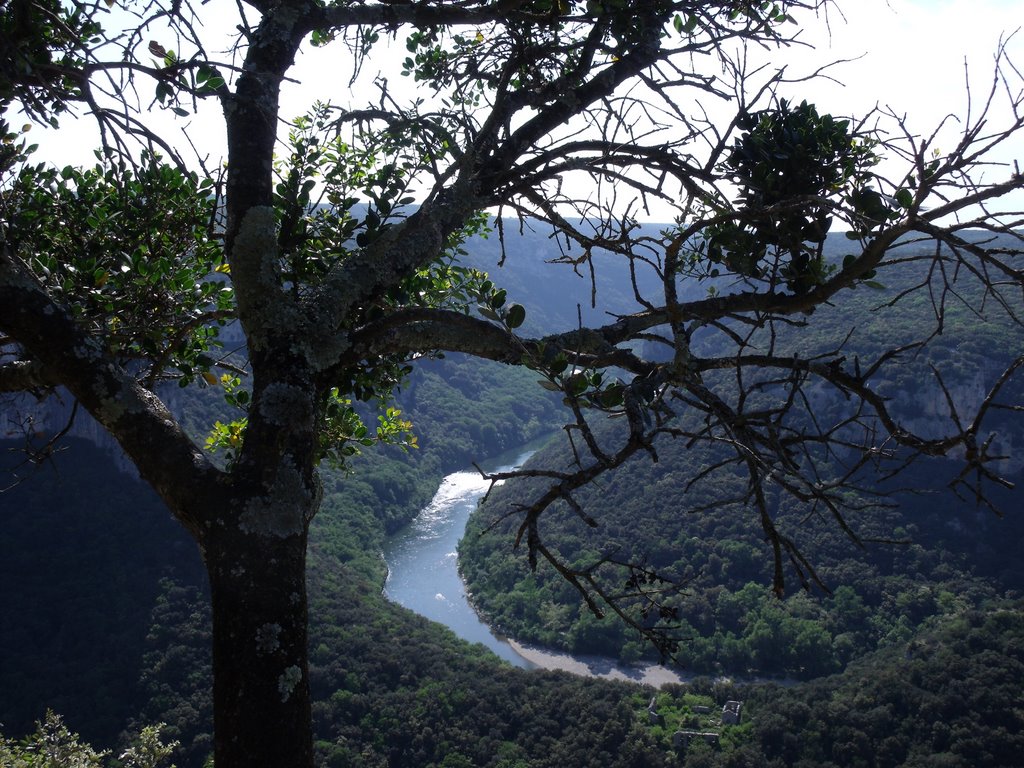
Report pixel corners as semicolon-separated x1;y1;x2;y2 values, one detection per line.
205;520;314;768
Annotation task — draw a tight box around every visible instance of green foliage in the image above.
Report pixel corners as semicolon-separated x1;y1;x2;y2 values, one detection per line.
144;41;225;118
474;277;529;330
272;104;499;321
745;602;1024;768
4;155;230;387
318;392;419;468
118;724;179;768
133;578;212;768
0;710;108;768
0;0;104;121
0;117;36;175
728;100;874;210
203;378;419;471
395;2;804;100
400;22;571;102
0;711;177;768
276;104;403;267
699;99;880;292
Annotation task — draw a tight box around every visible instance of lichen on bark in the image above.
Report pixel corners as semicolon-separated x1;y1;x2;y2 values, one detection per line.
237;458;309;538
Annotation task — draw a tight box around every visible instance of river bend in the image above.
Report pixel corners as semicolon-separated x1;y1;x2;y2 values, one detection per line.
381;447;696;687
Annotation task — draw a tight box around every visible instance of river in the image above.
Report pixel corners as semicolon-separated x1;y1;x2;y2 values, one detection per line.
381;447;539;669
381;444;698;687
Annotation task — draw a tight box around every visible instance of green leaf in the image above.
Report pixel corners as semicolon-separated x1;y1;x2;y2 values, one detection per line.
155;81;172;103
566;373;589;396
549;355;569;375
597;384;625;407
505;303;526;329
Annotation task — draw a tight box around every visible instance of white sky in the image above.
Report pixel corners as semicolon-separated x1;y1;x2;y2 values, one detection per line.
21;0;1024;222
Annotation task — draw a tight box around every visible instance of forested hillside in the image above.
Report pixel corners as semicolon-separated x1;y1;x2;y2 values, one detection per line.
743;603;1024;768
462;418;1023;674
622;601;1024;768
0;437;202;747
461;233;1024;677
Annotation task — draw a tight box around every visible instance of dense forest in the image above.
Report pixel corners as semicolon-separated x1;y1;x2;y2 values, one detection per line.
462;419;1023;675
2;229;1023;767
461;234;1024;679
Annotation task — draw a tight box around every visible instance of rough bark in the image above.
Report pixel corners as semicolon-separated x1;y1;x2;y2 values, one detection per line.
205;516;313;767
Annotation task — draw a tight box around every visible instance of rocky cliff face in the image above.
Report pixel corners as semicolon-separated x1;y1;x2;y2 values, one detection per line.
799;358;1023;477
887;366;1024;476
1;387;185;476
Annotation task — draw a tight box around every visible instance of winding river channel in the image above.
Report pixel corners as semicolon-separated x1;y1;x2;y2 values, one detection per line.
382;444;693;687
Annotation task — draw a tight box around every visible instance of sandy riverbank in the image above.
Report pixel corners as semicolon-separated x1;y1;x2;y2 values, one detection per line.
507;640;690;688
508;640;801;688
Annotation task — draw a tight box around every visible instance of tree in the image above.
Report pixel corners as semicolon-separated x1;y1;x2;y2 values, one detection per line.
1;0;1022;766
0;710;177;768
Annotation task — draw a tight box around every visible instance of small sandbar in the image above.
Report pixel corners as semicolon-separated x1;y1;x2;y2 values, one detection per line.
508;640;689;688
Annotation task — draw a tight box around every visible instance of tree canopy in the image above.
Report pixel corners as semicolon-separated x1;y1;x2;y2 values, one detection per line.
1;0;1022;765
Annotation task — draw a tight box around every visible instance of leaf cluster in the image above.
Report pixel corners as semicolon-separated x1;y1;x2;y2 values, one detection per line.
274;103;482;303
147;40;225;118
703;99;879;292
0;710;179;768
0;0;103;121
3;155;230;387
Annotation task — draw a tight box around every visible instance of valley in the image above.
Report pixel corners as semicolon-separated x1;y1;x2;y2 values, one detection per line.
1;227;1022;767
